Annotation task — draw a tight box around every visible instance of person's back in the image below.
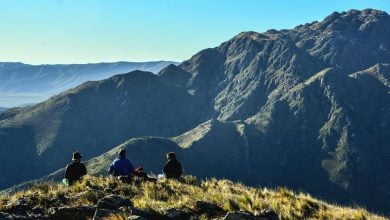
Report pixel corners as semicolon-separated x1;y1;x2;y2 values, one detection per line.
163;152;182;179
65;161;87;184
109;149;134;176
65;152;87;185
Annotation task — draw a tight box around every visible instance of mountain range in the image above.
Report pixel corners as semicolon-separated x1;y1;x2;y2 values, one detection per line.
0;9;389;215
0;61;177;107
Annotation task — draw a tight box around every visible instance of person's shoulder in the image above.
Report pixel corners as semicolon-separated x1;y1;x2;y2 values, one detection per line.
175;159;181;165
66;162;73;168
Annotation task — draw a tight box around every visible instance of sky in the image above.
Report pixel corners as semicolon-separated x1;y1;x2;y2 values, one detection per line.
0;0;389;64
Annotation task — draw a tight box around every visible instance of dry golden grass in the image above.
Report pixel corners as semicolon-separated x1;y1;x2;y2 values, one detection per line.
0;175;386;220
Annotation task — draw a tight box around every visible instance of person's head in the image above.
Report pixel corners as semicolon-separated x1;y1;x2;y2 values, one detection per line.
72;151;83;162
135;166;143;172
119;149;126;158
166;152;176;160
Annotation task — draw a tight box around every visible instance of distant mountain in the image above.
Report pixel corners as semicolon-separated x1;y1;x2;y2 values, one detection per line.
0;107;7;112
1;9;390;215
0;61;178;107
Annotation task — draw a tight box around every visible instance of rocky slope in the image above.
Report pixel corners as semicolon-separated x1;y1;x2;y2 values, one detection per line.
0;176;385;220
0;61;177;107
1;9;390;215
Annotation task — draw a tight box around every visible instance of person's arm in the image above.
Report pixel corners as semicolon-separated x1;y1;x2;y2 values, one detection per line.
108;162;114;175
178;162;182;176
82;164;87;176
127;160;134;173
65;165;70;179
163;161;170;174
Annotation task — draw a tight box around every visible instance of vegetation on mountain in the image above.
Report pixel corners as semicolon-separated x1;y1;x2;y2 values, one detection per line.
0;176;385;220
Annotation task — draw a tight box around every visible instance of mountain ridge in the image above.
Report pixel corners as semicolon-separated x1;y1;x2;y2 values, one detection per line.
0;61;178;107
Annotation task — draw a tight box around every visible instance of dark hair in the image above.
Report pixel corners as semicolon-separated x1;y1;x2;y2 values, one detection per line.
119;149;126;157
166;152;176;160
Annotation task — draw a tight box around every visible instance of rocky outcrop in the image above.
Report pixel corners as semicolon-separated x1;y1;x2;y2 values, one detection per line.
93;195;132;219
96;194;132;210
194;201;226;217
222;210;279;220
49;206;96;220
0;193;279;220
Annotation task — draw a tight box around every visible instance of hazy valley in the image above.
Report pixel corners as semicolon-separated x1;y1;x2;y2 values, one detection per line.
0;61;177;107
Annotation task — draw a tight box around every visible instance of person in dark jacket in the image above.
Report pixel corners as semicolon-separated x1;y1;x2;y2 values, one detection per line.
64;151;87;185
108;149;135;177
163;152;182;179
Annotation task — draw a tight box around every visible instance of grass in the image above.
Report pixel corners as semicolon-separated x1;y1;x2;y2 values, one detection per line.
0;175;386;220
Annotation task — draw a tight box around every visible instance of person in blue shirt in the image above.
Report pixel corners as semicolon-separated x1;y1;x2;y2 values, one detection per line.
108;149;135;176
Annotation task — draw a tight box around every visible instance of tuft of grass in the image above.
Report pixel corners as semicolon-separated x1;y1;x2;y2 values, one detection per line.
0;175;386;220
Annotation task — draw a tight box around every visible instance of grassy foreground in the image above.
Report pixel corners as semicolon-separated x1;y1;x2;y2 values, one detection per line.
0;175;385;220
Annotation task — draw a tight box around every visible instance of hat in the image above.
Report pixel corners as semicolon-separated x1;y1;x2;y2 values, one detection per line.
72;151;83;161
166;152;176;160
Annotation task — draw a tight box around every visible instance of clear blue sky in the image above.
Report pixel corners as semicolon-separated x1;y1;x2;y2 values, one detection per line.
0;0;389;64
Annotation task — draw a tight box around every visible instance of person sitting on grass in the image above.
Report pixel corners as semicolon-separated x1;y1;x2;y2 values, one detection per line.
163;152;182;179
64;151;87;186
108;149;134;177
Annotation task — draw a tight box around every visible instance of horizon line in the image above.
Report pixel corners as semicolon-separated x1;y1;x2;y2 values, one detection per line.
0;60;183;66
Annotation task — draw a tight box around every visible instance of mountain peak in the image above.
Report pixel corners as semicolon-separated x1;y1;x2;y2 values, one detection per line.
315;8;389;32
235;31;263;40
112;70;155;80
158;64;191;87
350;8;388;18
